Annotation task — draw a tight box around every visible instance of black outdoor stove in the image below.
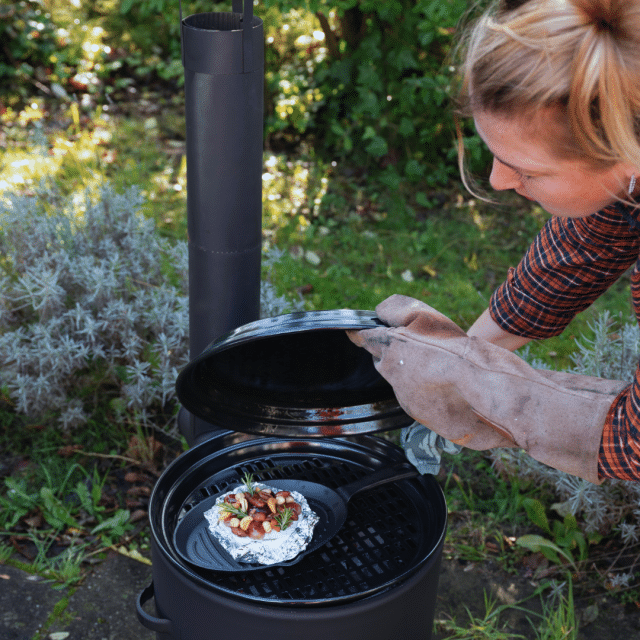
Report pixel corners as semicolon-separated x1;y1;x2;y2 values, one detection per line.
137;314;447;639
135;3;447;638
137;430;446;639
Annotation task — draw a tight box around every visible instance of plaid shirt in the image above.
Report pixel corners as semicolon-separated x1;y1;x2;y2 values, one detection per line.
489;201;640;481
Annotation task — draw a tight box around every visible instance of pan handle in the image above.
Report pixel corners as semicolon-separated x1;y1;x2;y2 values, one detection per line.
335;462;419;503
136;582;174;635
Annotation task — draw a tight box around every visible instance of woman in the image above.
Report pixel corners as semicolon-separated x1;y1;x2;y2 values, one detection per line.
348;0;640;483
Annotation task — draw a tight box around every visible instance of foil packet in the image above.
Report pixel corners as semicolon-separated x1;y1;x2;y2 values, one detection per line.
204;483;319;565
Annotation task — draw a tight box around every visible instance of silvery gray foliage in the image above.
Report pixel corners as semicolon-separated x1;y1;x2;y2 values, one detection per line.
490;312;640;537
0;183;304;433
608;571;634;588
568;311;640;380
0;183;190;430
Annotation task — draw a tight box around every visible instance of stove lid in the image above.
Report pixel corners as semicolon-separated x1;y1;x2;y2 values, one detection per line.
175;309;413;437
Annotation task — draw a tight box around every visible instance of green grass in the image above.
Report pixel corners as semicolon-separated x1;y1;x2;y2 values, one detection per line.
435;592;531;640
434;580;579;640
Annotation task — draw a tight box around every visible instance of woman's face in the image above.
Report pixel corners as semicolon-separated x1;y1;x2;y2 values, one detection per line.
473;108;637;218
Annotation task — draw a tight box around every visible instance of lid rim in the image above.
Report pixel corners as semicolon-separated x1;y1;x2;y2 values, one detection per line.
175;309;409;437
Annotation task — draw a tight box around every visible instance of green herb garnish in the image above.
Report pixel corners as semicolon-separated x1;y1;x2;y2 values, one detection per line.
220;502;249;519
274;507;294;531
241;471;256;495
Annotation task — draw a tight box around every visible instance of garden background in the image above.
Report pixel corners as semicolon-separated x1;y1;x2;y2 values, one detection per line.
2;0;640;637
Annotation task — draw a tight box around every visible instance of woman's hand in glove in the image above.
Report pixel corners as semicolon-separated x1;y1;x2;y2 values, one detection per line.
347;295;517;449
347;294;627;483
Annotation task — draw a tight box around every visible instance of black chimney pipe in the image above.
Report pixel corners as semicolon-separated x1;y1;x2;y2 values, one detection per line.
178;0;264;445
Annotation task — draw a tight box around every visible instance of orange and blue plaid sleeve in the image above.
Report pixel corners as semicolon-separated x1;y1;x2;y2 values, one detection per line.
599;384;640;481
489;204;640;338
489;203;640;481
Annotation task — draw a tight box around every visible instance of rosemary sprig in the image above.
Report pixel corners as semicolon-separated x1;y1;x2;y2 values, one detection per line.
220;502;249;519
241;471;256;495
274;507;294;531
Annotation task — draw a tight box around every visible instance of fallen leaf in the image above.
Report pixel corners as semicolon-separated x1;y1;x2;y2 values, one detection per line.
57;445;82;457
129;509;148;523
126;435;163;462
115;545;152;565
126;485;151;497
23;512;43;528
305;250;321;266
579;603;599;627
422;264;437;278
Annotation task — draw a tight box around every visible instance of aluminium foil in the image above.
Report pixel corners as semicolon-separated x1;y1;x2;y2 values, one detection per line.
204;483;319;565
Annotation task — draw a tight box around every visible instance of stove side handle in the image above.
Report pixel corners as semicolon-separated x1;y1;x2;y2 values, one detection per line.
136;582;175;636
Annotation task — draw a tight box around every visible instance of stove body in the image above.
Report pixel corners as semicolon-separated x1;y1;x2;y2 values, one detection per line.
138;431;446;640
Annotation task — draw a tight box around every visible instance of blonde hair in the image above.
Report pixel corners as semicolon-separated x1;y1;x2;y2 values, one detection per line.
456;0;640;195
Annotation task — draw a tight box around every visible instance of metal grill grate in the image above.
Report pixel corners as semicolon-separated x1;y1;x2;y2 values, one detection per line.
173;453;439;605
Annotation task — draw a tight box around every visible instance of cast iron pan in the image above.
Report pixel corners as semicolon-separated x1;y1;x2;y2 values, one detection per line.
173;462;419;572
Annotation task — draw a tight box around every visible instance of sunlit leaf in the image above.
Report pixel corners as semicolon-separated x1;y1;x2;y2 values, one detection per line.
91;509;130;536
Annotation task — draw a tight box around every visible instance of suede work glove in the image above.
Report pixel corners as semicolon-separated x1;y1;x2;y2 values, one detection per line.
348;295;628;484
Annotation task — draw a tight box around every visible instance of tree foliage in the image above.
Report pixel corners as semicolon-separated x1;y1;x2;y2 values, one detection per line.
1;0;486;187
269;0;472;186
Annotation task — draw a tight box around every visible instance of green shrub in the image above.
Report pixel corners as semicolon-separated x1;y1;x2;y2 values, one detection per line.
0;177;302;432
0;182;189;430
0;1;69;99
106;0;488;186
266;0;486;186
3;0;488;187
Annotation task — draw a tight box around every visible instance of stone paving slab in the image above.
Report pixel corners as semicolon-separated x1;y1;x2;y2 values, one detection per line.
0;564;68;640
47;551;155;640
1;551;154;640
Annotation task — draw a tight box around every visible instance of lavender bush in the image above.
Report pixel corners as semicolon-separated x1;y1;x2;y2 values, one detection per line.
0;183;302;433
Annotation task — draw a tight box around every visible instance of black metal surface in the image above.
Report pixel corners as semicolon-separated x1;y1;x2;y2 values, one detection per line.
182;3;264;360
150;431;446;606
175;310;414;437
173;463;419;572
179;0;264;445
139;535;443;640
